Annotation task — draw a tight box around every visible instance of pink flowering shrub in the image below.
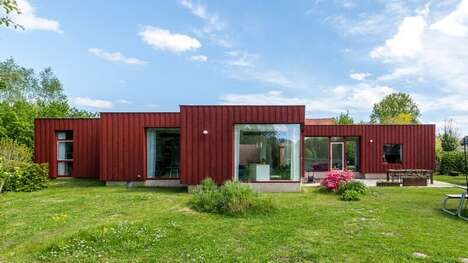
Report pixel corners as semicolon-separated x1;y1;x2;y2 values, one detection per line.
321;170;354;191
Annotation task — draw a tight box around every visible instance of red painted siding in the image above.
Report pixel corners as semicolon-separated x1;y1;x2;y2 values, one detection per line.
303;124;436;173
180;105;305;185
34;119;100;178
99;112;180;181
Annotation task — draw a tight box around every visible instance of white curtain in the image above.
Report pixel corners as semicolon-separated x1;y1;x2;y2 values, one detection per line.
147;129;157;178
57;142;66;160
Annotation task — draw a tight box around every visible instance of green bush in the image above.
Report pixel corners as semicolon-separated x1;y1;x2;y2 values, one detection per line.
439;151;465;174
336;181;368;202
0;138;32;163
341;190;361;201
0;162;48;192
190;178;275;216
337;181;368;196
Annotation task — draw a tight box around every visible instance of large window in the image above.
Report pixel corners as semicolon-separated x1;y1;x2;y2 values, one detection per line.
235;124;300;181
57;131;73;176
346;137;359;171
383;144;402;163
147;128;180;179
304;137;329;172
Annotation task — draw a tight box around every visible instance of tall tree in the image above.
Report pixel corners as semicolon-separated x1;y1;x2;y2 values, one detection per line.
334;110;354;124
370;93;420;124
439;119;459;152
0;58;97;147
0;0;23;29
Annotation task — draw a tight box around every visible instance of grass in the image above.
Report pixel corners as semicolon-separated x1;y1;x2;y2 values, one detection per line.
0;179;467;262
434;173;468;186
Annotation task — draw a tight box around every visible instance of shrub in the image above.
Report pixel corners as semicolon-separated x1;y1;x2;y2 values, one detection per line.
321;170;354;191
337;181;368;196
341;190;361;201
439;151;465;174
189;178;222;213
0;162;48;192
190;178;275;216
0;138;32;163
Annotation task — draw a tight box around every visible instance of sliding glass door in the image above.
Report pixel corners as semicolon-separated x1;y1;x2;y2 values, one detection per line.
330;142;344;170
147;128;180;179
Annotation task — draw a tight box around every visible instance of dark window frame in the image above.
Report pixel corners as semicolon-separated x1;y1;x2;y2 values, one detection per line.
146;128;180;180
383;144;403;164
56;131;73;177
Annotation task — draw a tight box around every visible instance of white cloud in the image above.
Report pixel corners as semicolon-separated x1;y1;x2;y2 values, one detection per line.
349;72;371;81
433;115;468;136
189;55;208;62
117;99;132;105
229;69;296;89
430;0;468;37
179;0;225;33
324;1;412;36
371;1;468;94
219;84;394;114
377;67;420;81
226;50;257;67
370;15;426;60
347;84;394;109
72;97;113;109
11;0;62;33
88;48;147;65
332;86;347;97
179;0;231;48
139;26;201;53
414;94;468;113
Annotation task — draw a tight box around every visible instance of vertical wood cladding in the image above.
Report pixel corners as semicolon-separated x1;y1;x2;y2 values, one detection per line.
34;119;100;178
35;107;435;184
180;105;305;185
303;125;436;173
99;113;180;181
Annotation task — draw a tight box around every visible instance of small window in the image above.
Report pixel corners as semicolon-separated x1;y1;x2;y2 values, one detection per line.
57;131;73;176
383;144;402;163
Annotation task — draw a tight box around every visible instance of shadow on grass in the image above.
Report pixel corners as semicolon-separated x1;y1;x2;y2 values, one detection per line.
121;186;188;193
48;178;106;188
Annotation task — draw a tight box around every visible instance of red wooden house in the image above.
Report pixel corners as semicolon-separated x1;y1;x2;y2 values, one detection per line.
34;105;435;191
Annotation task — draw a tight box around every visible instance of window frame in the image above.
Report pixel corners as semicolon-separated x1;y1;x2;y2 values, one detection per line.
383;143;403;164
146;128;181;180
56;131;73;177
234;124;301;182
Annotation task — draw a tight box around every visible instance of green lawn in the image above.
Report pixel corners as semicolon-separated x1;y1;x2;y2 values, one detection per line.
1;179;467;262
435;174;468;186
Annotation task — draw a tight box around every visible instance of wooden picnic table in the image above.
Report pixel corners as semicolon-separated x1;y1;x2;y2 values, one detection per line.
386;169;433;184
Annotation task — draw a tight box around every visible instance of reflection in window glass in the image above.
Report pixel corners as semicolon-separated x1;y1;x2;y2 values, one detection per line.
58;142;73;160
58;162;72;176
346;137;359;171
383;144;402;163
57;131;73;177
304;137;329;172
147;128;180;178
331;142;344;170
235;124;300;181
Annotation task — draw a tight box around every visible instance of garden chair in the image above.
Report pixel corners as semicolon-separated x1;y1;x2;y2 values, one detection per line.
442;187;468;221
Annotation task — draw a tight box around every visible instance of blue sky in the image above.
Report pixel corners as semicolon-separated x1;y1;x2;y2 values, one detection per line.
2;0;468;134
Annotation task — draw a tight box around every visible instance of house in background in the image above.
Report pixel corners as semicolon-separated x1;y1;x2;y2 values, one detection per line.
34;105;435;192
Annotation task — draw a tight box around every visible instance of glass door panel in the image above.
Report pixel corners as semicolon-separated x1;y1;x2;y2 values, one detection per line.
330;142;344;170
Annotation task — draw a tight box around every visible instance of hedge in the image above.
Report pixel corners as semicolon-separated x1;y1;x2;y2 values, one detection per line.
439;151;465;175
0;162;49;192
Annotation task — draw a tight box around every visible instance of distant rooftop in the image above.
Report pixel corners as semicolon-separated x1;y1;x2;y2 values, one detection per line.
305;118;336;125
